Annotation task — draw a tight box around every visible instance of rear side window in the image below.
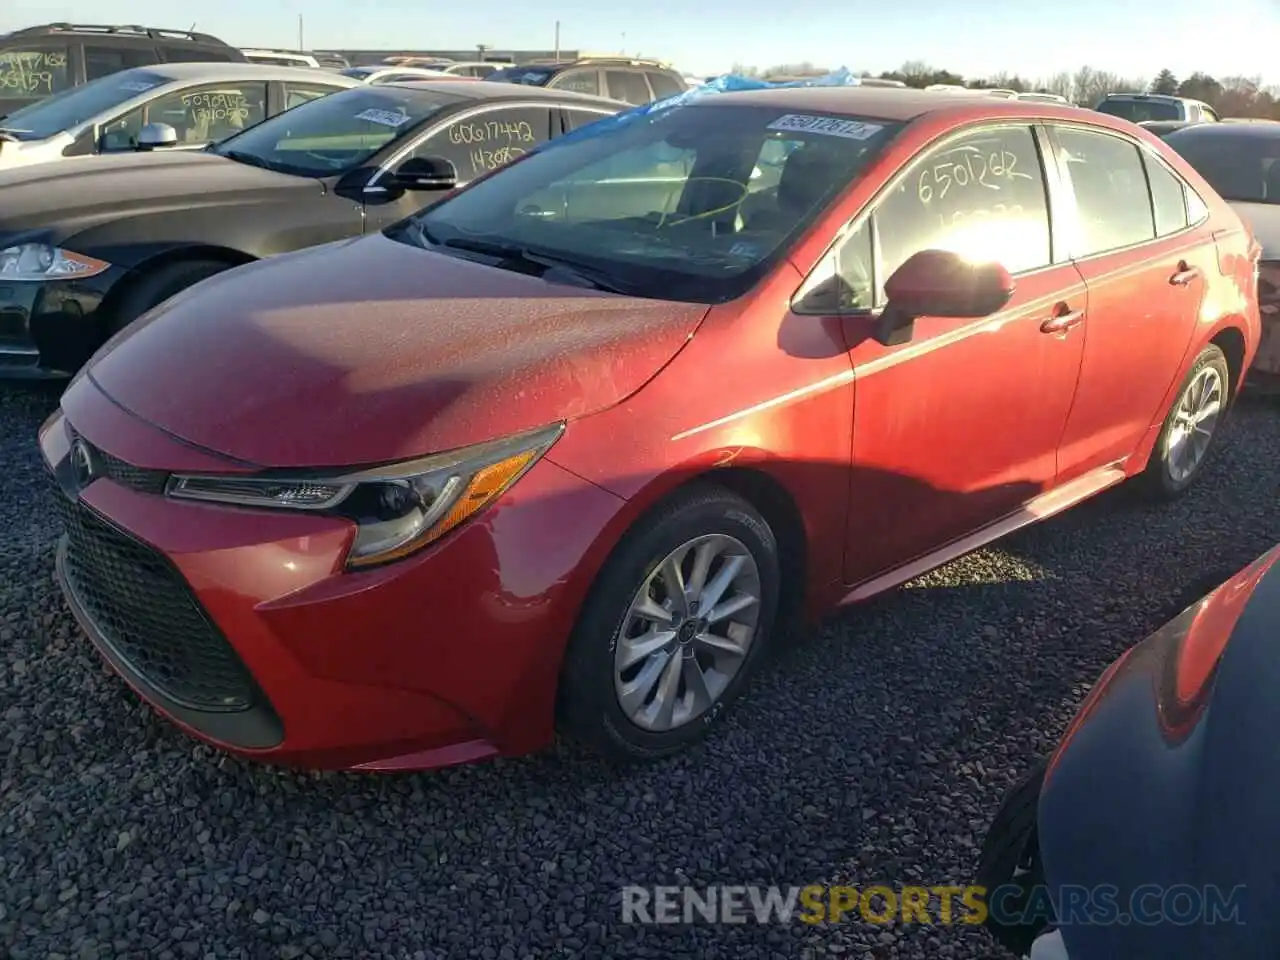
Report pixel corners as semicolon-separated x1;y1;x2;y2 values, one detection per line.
85;44;160;81
282;83;341;110
1055;127;1155;256
875;124;1052;289
646;72;683;99
553;68;601;96
563;107;613;132
606;70;653;104
0;45;70;98
1145;154;1190;236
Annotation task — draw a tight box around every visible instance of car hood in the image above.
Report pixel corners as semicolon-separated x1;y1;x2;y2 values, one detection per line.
83;232;709;468
1037;545;1280;957
0;150;318;234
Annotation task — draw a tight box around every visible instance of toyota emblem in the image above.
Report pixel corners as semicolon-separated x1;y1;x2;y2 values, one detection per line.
70;439;95;488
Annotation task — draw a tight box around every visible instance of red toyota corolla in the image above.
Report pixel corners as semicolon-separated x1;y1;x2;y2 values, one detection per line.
40;87;1261;772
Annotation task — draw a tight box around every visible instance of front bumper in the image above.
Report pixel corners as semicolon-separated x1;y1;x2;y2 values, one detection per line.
41;383;627;771
0;270;122;378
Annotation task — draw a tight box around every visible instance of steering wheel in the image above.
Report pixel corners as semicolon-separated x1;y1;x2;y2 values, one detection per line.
657;177;751;229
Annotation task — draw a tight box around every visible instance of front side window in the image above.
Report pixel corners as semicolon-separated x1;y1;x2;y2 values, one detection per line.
1055;126;1155;256
410;106;553;182
84;43;160;81
401;103;903;303
212;85;464;176
110;82;268;147
488;66;555;87
158;45;236;63
875;124;1052;292
794;219;874;313
0;68;167;140
0;44;70;101
552;69;602;96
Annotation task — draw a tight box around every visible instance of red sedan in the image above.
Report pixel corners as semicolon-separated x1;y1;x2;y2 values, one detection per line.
40;87;1261;772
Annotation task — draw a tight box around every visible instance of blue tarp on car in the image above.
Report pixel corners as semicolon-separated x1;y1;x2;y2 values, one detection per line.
530;67;863;153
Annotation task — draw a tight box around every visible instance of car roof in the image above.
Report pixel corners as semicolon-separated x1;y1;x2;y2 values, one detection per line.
148;62;361;84
677;86;1094;124
385;78;627;107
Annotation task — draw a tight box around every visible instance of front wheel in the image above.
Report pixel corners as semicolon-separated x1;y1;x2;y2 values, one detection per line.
976;761;1051;955
1139;344;1230;500
558;485;780;761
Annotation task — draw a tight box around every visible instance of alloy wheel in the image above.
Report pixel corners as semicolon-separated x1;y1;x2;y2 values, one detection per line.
613;534;762;732
1166;365;1224;483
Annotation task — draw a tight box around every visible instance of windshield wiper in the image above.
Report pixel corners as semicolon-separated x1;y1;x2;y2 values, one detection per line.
220;149;276;171
441;236;633;294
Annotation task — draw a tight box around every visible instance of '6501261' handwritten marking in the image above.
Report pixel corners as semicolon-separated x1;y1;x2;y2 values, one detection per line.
917;144;1032;205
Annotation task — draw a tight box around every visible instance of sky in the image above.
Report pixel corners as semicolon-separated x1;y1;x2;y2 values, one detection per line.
5;0;1278;85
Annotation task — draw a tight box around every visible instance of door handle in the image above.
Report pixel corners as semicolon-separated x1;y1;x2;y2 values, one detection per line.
1040;304;1085;334
1170;261;1202;286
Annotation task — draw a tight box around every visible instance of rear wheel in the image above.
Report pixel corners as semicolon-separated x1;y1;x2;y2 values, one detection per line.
1139;344;1230;499
976;762;1051;956
558;485;780;761
108;259;232;338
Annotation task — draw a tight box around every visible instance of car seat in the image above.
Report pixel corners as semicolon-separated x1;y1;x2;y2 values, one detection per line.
746;143;848;233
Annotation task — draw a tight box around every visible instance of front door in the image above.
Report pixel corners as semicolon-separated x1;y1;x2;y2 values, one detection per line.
1046;124;1212;483
360;104;557;230
805;123;1088;585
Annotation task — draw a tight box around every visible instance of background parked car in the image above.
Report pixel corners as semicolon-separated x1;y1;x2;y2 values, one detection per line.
340;66;479;85
1163;120;1280;381
977;543;1280;959
0;63;358;169
240;49;320;69
0;80;627;378
487;57;688;104
1095;92;1220;123
0;22;245;118
1138;118;1197;138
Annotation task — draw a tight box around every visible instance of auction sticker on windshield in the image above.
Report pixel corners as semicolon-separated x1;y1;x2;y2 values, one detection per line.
766;115;884;140
118;80;159;93
355;108;411;128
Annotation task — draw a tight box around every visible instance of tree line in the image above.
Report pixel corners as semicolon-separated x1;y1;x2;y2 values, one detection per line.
727;61;1280;119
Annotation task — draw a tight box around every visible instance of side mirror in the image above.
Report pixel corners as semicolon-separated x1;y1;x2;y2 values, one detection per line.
388;156;458;191
135;122;179;151
874;249;1014;346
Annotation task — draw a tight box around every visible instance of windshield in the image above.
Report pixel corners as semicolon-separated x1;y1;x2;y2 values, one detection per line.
1;69;171;140
1095;98;1181;122
212;85;464;177
1166;129;1280;204
487;67;554;87
397;103;903;303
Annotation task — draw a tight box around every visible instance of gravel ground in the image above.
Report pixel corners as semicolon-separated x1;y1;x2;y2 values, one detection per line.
1;383;1276;960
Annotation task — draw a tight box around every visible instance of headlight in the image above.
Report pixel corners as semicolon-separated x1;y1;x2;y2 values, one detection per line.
0;243;110;281
166;424;564;569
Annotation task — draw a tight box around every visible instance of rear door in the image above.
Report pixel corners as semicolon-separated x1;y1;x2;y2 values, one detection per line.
1045;123;1214;484
0;40;72;115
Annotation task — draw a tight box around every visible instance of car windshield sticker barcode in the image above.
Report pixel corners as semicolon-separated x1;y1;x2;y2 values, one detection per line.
117;81;159;93
766;115;884;140
355;108;410;128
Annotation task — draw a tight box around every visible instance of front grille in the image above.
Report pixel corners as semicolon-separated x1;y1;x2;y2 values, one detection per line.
68;428;170;495
55;495;257;713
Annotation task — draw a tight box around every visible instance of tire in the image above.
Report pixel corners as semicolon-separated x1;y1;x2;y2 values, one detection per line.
1138;344;1231;500
976;761;1050;957
558;484;781;762
107;259;232;337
